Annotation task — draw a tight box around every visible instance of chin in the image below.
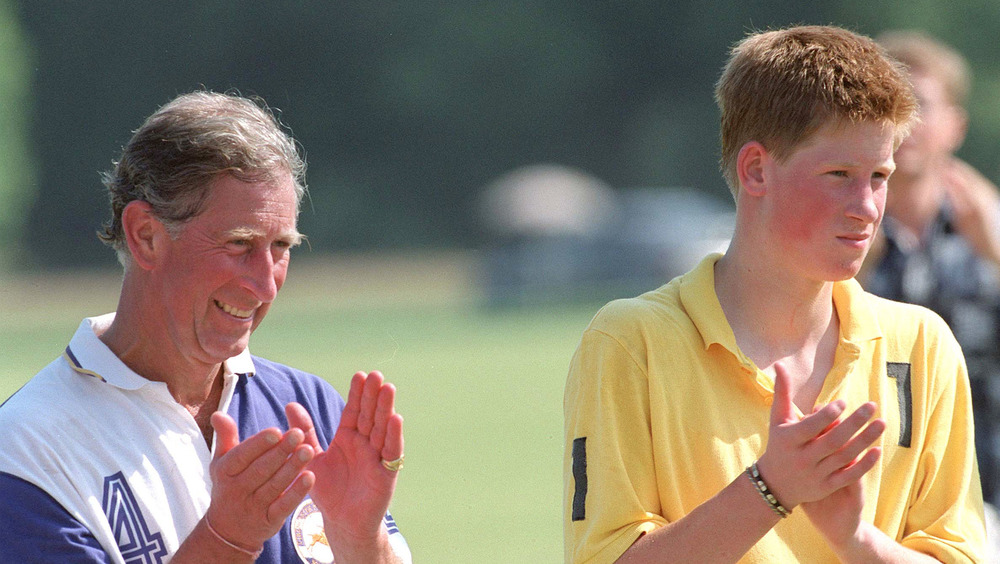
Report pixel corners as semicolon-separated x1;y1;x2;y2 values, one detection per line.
810;256;862;283
203;337;251;362
830;262;864;282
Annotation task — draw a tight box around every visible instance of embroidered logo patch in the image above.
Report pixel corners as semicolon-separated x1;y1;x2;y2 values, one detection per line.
102;472;168;564
291;498;334;563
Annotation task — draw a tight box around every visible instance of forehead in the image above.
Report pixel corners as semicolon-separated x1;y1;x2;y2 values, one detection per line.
195;173;300;233
788;119;897;161
909;73;950;105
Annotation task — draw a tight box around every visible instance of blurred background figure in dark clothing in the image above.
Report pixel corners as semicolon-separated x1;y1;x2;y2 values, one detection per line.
861;30;1000;511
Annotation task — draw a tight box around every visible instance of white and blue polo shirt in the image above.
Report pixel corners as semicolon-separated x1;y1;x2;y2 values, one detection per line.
0;314;410;563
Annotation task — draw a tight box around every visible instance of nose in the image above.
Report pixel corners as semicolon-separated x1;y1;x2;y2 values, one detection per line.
847;178;883;224
242;246;282;303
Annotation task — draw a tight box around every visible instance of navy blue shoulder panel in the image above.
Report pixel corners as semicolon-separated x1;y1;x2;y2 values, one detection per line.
229;356;346;449
0;472;113;563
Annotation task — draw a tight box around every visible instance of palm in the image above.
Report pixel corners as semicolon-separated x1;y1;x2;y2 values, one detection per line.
310;424;397;534
802;479;865;545
285;371;404;548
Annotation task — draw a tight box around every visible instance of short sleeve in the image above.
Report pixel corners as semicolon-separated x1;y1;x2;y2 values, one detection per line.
0;472;113;563
899;324;986;562
563;327;668;564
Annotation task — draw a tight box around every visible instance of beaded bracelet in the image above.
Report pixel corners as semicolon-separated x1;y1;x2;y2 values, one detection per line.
746;462;791;518
205;513;264;559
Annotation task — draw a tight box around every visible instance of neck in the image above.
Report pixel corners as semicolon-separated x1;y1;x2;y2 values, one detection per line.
885;169;945;238
714;246;839;410
100;279;224;408
101;308;226;446
715;249;834;353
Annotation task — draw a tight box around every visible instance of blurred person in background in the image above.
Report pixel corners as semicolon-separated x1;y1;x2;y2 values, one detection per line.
0;91;410;563
565;25;985;563
861;31;1000;515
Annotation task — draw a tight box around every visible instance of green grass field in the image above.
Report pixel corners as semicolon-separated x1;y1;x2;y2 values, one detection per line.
0;253;605;562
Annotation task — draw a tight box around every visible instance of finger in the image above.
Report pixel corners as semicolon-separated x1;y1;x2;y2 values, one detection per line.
339;371;367;431
769;363;796;427
234;427;304;484
825;447;882;491
814;403;840;434
820;418;886;473
214;426;283;477
357;371;385;436
944;179;973;212
810;402;877;453
211;411;240;460
788;399;846;443
381;413;404;463
254;443;314;507
369;383;396;451
286;402;321;451
266;470;315;523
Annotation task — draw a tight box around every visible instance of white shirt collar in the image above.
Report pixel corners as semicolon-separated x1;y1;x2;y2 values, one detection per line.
65;313;257;390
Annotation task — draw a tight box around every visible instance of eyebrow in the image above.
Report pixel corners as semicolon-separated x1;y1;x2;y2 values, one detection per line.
225;226;304;247
825;160;895;172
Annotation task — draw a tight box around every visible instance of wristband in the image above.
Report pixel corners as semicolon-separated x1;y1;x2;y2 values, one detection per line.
746;461;791;518
204;513;264;559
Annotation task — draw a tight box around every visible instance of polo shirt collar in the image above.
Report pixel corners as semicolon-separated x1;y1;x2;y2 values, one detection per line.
64;313;257;390
832;277;883;344
679;254;740;354
680;254;883;359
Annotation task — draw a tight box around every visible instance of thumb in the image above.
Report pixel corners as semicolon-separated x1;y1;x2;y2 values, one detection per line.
210;411;239;459
769;362;796;427
286;402;322;452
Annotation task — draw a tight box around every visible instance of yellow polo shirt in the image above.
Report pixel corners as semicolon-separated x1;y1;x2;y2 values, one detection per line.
564;254;985;563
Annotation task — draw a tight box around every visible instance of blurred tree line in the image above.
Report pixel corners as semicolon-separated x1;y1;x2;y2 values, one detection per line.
0;0;33;270
4;1;1000;271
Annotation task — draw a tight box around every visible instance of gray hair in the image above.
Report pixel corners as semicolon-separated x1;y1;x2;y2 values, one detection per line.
98;90;307;267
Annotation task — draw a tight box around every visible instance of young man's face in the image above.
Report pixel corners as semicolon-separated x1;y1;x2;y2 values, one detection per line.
150;173;301;366
893;72;964;178
761;120;896;283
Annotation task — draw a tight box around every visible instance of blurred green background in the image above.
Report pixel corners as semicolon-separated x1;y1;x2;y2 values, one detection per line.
4;0;1000;561
4;1;1000;270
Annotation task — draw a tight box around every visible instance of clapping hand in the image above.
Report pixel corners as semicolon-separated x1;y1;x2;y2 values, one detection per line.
287;371;404;563
202;412;317;555
945;157;1000;267
756;363;885;530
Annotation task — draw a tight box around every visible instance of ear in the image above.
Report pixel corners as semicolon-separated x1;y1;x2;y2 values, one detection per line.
944;105;968;153
121;201;166;271
736;141;769;198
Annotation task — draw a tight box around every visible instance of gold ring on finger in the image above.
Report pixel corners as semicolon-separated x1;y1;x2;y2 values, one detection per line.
381;454;405;472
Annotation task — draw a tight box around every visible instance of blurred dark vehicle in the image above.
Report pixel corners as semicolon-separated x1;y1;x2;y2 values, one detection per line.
478;164;734;305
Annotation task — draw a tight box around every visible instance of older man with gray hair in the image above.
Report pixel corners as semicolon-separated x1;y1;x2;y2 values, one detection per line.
0;91;410;564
